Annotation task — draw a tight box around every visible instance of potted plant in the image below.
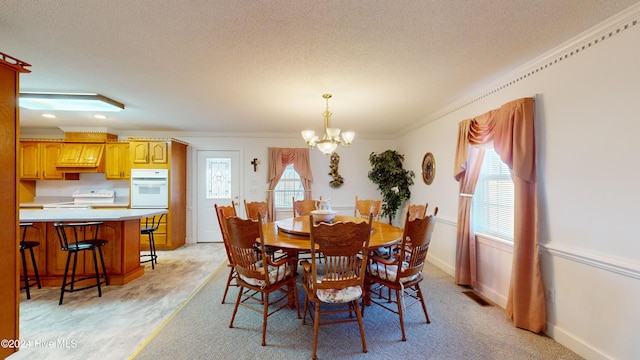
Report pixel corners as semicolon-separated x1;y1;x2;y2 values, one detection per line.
367;150;415;224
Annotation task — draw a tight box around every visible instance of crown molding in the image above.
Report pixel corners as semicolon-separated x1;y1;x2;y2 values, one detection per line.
398;3;640;137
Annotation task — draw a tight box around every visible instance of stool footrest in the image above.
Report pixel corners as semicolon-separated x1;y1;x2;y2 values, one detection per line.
62;277;108;293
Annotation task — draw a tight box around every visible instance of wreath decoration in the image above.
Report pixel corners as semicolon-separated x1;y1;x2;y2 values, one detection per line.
328;152;344;188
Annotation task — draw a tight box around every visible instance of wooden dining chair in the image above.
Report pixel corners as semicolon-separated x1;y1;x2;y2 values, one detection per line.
244;200;270;222
215;202;238;304
224;215;300;346
244;199;283;260
407;201;428;221
354;196;382;221
363;207;438;341
293;197;317;217
301;214;373;360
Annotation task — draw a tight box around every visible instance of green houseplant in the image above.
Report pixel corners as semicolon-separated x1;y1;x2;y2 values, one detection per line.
367;150;415;224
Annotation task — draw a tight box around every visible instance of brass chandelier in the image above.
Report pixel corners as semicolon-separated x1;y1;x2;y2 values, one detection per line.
301;94;355;155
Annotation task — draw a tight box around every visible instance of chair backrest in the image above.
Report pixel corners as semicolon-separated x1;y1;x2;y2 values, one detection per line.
143;213;166;230
307;214;372;290
293;197;317;217
222;216;268;284
407;202;428;221
244;200;270;222
354;196;382;220
215;202;237;262
54;221;103;250
395;208;438;282
19;223;33;246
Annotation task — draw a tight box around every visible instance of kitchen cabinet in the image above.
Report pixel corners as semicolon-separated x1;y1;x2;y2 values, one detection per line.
105;142;130;179
19;141;65;180
130;141;168;168
128;139;188;250
57;143;104;165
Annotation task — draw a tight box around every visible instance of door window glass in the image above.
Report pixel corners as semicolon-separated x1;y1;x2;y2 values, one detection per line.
206;157;231;199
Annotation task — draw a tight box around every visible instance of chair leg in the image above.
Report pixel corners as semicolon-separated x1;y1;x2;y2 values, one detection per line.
221;267;235;304
302;293;309;325
396;288;407;341
292;283;301;319
69;251;79;292
20;248;31;300
91;248;102;297
59;251;73;305
262;292;269;346
28;247;42;289
312;301;321;360
149;232;156;269
415;284;430;323
229;286;243;328
354;299;367;353
97;246;109;286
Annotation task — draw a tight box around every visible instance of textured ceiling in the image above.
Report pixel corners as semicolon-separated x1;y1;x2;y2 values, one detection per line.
1;1;638;138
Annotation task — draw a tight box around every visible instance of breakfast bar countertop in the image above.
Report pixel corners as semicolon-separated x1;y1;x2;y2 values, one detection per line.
20;196;130;208
19;208;167;222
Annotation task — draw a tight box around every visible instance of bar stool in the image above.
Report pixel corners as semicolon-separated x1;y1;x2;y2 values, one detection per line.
19;223;42;300
54;221;109;305
141;214;164;270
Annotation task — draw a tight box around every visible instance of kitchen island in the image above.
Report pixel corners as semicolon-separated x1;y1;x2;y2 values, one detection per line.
19;208;167;286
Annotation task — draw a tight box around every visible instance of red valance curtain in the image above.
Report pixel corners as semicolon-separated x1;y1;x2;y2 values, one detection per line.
453;97;546;333
267;148;313;220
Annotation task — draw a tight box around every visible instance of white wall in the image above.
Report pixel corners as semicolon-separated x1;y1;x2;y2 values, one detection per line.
396;6;640;360
168;134;394;243
35;173;130;199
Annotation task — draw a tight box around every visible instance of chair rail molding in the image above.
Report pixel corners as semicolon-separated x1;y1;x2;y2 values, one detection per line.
540;241;640;280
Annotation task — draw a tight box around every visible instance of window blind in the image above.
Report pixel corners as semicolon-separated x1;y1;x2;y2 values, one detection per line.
473;148;514;240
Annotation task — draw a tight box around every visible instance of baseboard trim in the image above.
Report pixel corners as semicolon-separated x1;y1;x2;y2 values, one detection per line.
546;323;614;360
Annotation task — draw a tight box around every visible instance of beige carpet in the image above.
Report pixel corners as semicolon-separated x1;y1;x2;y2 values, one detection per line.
133;260;584;360
9;243;227;360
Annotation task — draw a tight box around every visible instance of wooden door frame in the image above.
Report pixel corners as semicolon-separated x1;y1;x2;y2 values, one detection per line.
0;53;30;359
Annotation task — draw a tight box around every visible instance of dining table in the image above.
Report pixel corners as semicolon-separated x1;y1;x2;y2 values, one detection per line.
260;215;403;253
260;215;403;308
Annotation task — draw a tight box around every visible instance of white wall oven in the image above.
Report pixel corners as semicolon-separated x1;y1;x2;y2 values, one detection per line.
130;169;169;208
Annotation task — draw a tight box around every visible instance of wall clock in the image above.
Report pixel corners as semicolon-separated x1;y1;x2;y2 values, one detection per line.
422;152;436;185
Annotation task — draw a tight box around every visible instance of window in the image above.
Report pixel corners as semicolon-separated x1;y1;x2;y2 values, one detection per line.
205;157;231;199
273;164;304;208
473;148;514;240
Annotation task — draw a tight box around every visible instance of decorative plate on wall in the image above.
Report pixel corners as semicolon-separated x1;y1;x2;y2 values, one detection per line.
422;152;436;185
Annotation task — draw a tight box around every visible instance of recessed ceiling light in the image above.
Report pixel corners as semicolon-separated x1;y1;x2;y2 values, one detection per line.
19;92;125;112
94;114;108;119
41;113;56;118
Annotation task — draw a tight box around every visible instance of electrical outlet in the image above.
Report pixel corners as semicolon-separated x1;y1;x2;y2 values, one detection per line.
546;288;555;303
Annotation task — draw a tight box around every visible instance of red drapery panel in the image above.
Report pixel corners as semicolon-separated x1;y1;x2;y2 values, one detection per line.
453;97;546;333
267;148;313;220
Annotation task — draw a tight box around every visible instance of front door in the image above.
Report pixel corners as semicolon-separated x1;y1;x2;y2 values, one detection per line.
196;150;240;243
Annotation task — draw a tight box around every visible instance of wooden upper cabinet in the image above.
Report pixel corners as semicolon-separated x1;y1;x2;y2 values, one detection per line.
105;143;130;179
20;141;40;179
19;141;64;180
131;141;168;168
57;143;104;166
40;142;64;179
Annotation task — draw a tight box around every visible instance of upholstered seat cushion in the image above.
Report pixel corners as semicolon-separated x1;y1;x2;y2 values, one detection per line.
239;263;291;288
314;275;363;303
368;261;419;283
